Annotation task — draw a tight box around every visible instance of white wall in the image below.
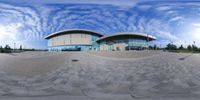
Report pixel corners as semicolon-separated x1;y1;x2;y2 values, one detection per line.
49;33;92;46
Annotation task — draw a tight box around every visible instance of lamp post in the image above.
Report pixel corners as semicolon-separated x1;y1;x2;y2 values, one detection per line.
128;35;130;51
184;41;186;48
160;44;161;49
14;42;16;52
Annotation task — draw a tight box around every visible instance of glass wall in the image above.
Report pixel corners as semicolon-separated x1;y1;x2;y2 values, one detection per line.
128;39;147;47
99;38;148;51
47;34;101;51
48;45;92;51
100;39;147;47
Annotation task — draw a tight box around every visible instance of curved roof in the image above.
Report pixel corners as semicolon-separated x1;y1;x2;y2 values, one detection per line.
96;32;156;42
45;29;103;39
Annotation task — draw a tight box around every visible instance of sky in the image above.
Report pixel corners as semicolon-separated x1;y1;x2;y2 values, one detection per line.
0;0;200;49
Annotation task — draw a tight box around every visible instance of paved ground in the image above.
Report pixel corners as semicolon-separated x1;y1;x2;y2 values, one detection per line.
0;51;199;100
0;52;71;76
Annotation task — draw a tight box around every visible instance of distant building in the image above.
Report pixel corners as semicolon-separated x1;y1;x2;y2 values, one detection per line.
45;29;156;51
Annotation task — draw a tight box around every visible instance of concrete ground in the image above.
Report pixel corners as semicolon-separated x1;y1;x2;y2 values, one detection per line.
0;51;200;100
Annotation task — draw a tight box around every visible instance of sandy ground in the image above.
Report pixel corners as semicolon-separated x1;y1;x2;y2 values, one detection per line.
0;51;200;100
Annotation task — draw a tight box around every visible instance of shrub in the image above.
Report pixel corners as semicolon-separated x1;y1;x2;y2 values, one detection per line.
166;43;177;50
4;45;11;53
179;45;184;50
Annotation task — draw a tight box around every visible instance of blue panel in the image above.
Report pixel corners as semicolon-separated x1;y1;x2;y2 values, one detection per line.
48;45;94;52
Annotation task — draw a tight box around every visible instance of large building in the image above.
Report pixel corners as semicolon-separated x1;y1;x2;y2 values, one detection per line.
45;29;156;51
97;33;156;51
45;29;103;51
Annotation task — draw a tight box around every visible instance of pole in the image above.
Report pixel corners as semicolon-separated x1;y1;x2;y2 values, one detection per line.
14;43;16;52
185;41;186;48
129;35;130;51
160;44;161;50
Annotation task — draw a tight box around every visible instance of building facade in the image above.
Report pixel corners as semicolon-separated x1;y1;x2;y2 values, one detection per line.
45;29;156;51
96;33;156;51
45;29;103;51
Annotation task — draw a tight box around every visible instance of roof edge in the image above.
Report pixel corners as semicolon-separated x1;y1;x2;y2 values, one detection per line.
96;32;156;42
45;29;103;39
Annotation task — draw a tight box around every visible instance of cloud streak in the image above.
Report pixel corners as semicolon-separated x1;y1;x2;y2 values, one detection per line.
0;1;200;48
1;0;138;7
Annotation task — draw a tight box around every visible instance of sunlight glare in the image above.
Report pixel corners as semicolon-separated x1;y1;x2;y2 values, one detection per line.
0;26;10;40
192;28;200;40
0;24;21;40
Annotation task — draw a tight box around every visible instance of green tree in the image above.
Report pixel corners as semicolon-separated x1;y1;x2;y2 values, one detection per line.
187;45;192;51
153;44;157;50
166;43;177;50
4;45;11;53
19;45;22;50
148;45;153;50
192;45;198;51
179;44;184;50
0;46;2;53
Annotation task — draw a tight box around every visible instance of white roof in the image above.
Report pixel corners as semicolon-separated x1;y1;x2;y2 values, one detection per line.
45;29;103;39
97;32;156;42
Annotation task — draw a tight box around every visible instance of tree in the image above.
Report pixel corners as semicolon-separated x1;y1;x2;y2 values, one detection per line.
187;45;192;50
148;45;153;50
0;46;2;53
179;44;184;50
153;44;157;50
4;45;11;53
5;45;10;49
19;45;22;50
166;43;177;50
192;45;198;51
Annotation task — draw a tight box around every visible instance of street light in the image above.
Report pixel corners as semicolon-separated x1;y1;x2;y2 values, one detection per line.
184;41;186;48
14;42;16;52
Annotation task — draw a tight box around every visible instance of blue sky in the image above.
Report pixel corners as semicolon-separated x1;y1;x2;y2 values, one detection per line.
0;0;200;49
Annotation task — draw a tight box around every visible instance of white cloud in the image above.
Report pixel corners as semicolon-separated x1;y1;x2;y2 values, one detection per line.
0;3;44;39
155;6;172;11
2;0;138;6
0;23;22;46
191;23;200;28
189;27;200;40
157;31;178;40
168;16;183;22
166;10;177;15
1;1;200;48
138;5;152;10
